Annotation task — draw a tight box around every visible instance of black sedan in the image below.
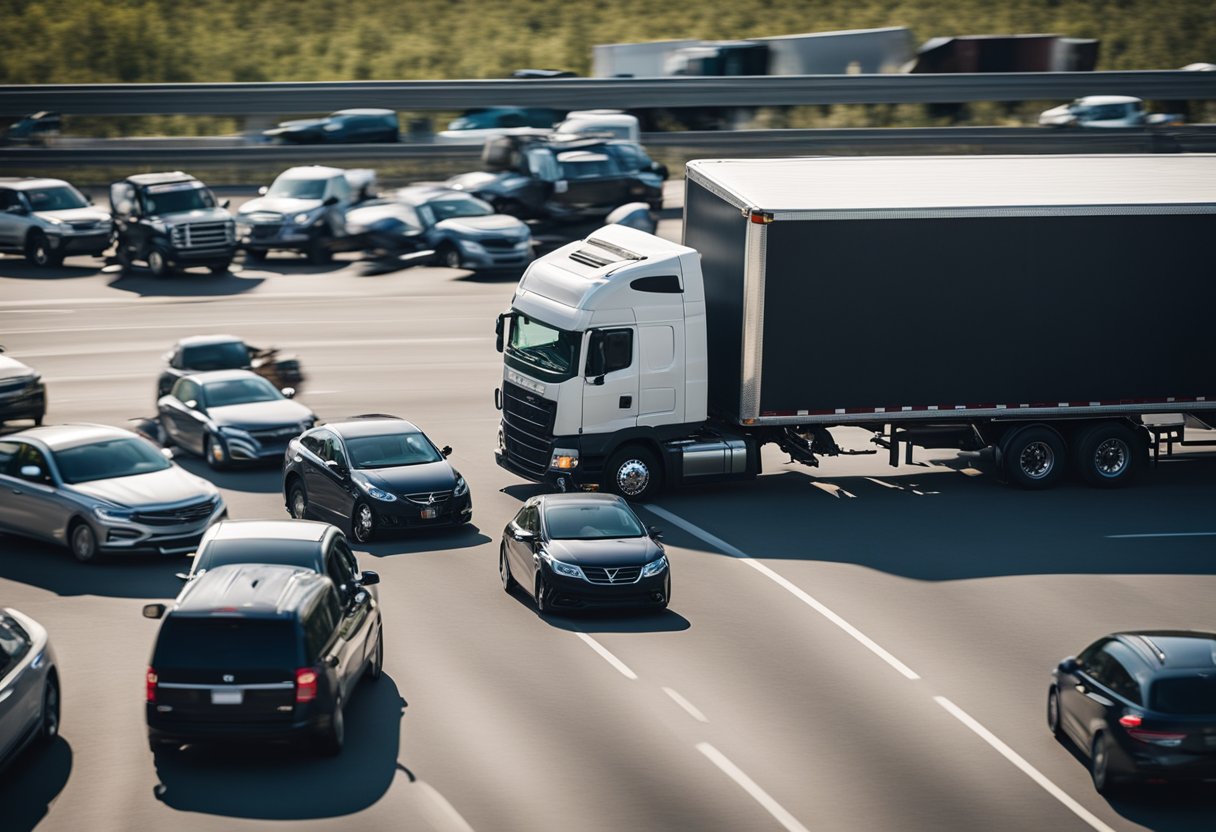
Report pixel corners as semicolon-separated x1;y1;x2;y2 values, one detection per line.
1048;630;1216;795
283;415;471;543
158;370;316;469
499;494;669;613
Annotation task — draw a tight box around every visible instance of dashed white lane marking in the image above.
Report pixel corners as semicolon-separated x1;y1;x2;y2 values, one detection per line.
696;743;811;832
1106;531;1216;539
934;697;1116;832
662;687;709;723
645;505;920;681
574;632;637;680
809;481;856;499
415;781;476;832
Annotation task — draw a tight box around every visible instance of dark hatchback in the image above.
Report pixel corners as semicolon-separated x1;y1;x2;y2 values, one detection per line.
144;562;382;756
1049;630;1216;794
500;493;669;613
283;416;471;544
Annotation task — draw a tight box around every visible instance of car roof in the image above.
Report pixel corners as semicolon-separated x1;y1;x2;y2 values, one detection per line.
1076;95;1142;106
123;171;198;186
1116;631;1216;670
6;423;143;451
207;519;330;543
332;109;395;117
173;563;329;617
391;185;478;205
0;177;70;190
176;334;244;348
324;416;423;438
181;368;265;385
277;165;345;180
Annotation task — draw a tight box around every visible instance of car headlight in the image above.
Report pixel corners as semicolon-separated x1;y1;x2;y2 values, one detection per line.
458;239;485;253
94;505;135;522
293;212;314;225
641;555;668;578
545;555;586;580
453;475;469;497
218;426;254;442
361;483;397;502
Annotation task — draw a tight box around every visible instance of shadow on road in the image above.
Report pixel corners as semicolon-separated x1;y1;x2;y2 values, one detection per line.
359;523;491;559
0;257;103;280
152;674;406;820
237;257;348;275
498;482;547;503
545;607;691;634
0;736;73;832
0;533;185;597
106;270;265;297
173;456;284;495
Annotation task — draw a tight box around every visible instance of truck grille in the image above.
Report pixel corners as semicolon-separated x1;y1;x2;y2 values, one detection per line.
171;221;234;250
581;565;642;585
501;381;556;478
132;497;217;526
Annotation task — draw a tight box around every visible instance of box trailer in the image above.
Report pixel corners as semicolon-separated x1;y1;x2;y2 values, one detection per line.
493;154;1216;499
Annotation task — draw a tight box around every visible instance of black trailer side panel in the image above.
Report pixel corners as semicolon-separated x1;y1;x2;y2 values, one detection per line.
685;180;748;419
759;213;1216;415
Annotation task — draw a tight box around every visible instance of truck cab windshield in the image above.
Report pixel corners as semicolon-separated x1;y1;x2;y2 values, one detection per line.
505;314;581;382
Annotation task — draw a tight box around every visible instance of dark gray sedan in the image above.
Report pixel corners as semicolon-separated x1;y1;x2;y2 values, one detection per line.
0;608;59;771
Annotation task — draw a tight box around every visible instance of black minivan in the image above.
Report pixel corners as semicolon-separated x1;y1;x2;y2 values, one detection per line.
143;562;383;756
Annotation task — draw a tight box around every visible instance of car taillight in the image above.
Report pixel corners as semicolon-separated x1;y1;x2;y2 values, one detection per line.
295;667;318;703
1119;714;1142;728
1127;729;1187;747
146;667;158;703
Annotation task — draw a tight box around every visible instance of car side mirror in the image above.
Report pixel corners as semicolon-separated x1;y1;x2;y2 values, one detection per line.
323;196;339;207
220;198;231;209
258;186;269;196
325;459;348;479
280;386;296;399
20;464;42;479
161;448;174;459
441;445;452;458
513;528;536;542
648;525;663;540
1058;656;1079;674
184;399;199;410
358;570;380;586
142;603;166;620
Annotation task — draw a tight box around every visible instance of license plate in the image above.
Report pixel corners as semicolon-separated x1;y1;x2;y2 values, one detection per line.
420;507;438;519
211;688;243;705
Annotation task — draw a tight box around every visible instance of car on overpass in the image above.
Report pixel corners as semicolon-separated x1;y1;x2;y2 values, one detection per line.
0;177;113;267
1038;95;1184;128
262;109;399;144
0;608;59;772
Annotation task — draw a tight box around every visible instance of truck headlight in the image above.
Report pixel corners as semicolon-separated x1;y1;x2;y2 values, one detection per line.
641;555;668;578
550;449;579;470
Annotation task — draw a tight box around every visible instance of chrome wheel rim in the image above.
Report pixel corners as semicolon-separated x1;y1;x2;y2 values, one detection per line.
1019;441;1054;480
34;242;50;265
291;489;306;519
72;525;95;560
355;505;373;541
1093;438;1129;478
148;250;165;273
444;249;461;268
499;548;510;589
1047;690;1059;731
44;683;59;737
616;459;650;496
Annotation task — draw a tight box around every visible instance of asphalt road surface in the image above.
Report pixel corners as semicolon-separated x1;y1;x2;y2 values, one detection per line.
1;193;1214;832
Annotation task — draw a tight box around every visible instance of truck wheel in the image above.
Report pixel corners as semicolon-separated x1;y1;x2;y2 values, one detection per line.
306;236;333;265
1073;423;1145;488
603;446;663;502
147;248;173;278
26;232;63;267
208;261;231;275
115;244;134;273
1001;426;1066;490
244;248;267;262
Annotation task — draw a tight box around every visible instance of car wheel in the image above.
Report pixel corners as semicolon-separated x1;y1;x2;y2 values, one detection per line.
204;435;228;470
499;544;516;592
1091;733;1121;796
244;248;268;262
306;236;333;265
288;480;309;519
1073;423;1145;489
535;575;553;615
351;501;375;544
40;676;60;741
603;445;663;502
366;630;384;681
1001;426;1067;490
438;243;462;270
25;232;62;267
147;247;173;278
1046;688;1062;739
34;413;44;427
69;521;99;564
317;698;344;757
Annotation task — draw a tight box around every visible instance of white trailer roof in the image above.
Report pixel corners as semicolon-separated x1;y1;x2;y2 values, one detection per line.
686;155;1216;219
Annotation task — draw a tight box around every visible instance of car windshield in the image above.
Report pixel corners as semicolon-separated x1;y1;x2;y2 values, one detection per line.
196;540;317;573
545;503;646;540
267;177;327;199
1083;104;1137;120
153;618;299;670
25;185;89;211
143;184;215;215
426;195;493;221
357;200;423;230
1150;676;1216;715
202;376;281;407
505;314;582;383
53;437;172;484
346;432;441;469
557;152;617;179
181;341;249;370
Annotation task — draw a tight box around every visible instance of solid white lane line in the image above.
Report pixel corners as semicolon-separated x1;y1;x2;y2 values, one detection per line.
696;743;810;832
645;505;920;681
24;335;482;359
1106;531;1216;539
662;687;709;723
574;633;637;680
933;697;1116;832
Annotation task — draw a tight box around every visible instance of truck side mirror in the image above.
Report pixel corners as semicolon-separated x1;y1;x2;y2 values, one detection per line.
142;603;166;619
221;198;231;209
495;313;506;353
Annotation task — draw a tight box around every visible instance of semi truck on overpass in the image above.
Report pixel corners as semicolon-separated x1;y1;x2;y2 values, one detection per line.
493;154;1215;500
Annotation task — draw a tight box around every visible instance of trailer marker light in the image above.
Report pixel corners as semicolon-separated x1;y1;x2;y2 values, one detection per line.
749;210;774;224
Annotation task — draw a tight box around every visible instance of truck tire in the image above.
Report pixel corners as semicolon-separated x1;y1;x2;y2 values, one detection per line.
1001;425;1066;490
306;235;333;265
1073;422;1145;488
244;248;267;262
147;247;173;278
603;445;663;502
208;261;231;275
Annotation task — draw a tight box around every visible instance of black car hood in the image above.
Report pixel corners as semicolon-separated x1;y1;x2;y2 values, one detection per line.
543;537;660;567
208;399;314;429
354;461;457;496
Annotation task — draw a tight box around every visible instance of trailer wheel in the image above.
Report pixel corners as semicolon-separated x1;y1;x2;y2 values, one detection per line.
603;445;663;502
1073;422;1145;488
1001;425;1066;490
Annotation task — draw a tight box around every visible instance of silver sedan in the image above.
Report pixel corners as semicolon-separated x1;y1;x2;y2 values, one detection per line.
0;424;226;562
0;608;59;771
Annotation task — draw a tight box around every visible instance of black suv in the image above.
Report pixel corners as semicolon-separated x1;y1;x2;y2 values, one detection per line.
446;133;666;221
263;109;399;145
143;561;383;756
1049;630;1216;794
110;172;236;277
